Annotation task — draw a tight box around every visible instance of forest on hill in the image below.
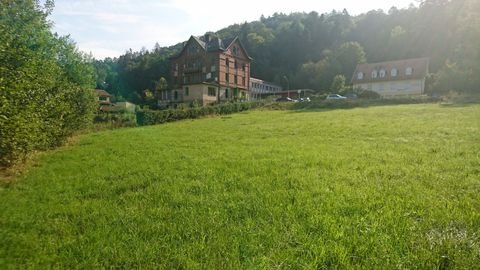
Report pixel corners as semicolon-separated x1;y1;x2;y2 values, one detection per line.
94;0;480;104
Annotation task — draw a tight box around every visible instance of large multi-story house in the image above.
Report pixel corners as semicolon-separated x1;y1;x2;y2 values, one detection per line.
159;34;252;107
352;57;429;98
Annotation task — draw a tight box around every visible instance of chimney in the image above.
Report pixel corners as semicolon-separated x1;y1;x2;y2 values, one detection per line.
204;34;211;42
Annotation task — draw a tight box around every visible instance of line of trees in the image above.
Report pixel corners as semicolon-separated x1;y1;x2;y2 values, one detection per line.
94;0;479;104
0;0;97;167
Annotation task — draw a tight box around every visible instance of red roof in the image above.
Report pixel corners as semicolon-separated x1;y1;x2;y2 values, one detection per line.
95;89;112;97
352;58;429;84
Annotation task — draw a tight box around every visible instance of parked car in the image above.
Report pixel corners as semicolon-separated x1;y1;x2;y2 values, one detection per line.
298;97;311;102
326;94;347;100
276;96;297;102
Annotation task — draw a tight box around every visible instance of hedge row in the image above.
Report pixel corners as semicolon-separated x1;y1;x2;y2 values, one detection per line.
1;2;97;167
137;101;267;126
94;111;137;128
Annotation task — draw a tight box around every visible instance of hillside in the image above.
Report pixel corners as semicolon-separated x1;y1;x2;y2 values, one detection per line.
1;104;479;268
93;0;480;104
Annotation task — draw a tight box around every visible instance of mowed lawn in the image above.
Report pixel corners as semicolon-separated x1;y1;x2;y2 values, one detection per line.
1;104;479;269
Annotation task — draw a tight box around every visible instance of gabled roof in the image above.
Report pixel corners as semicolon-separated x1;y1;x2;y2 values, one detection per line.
171;35;252;59
352;57;429;84
95;89;112;97
225;36;252;60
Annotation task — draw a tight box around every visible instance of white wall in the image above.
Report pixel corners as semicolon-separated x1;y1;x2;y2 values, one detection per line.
354;79;425;97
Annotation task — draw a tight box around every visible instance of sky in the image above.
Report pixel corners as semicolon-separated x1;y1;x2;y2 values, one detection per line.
50;0;418;59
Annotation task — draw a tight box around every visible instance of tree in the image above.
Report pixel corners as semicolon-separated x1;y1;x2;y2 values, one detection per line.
154;77;168;92
433;61;474;94
335;42;366;77
331;75;346;92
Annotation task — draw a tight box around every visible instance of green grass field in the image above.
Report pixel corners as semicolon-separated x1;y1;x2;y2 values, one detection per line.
1;104;479;269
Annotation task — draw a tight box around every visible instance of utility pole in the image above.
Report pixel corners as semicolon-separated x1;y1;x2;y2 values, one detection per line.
283;75;290;98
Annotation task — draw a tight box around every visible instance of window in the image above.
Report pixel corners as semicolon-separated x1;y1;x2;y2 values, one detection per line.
208;87;216;97
211;65;216;72
242;64;246;71
225;88;229;98
232;46;238;55
234;60;238;69
391;68;398;77
371;70;378;78
379;69;386;78
406;67;413;75
234;76;238;84
174;91;178;100
242;77;245;86
225;58;229;66
357;72;364;80
185;87;189;96
225;73;229;82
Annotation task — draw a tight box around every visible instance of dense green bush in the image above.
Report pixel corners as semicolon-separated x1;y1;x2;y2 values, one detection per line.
0;1;97;167
137;101;267;126
94;112;137;128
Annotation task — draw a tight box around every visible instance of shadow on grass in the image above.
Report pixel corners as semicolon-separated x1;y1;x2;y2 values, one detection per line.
438;102;479;108
284;97;449;113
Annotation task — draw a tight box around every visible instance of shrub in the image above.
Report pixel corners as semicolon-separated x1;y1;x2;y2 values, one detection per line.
0;1;97;167
94;111;137;128
136;101;268;126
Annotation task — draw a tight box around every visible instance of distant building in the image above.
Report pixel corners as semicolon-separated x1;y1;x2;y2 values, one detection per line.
250;77;282;100
114;101;136;113
161;34;252;107
95;89;112;104
352;58;429;98
95;89;114;111
95;89;136;112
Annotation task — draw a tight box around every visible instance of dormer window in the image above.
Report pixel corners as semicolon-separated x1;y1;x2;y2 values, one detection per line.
357;72;364;80
406;67;413;75
391;68;398;77
371;70;378;78
379;69;386;78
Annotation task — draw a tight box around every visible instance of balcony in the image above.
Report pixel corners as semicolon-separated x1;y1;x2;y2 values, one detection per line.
184;67;202;74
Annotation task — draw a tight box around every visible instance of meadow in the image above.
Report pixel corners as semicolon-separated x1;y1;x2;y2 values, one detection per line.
1;104;479;269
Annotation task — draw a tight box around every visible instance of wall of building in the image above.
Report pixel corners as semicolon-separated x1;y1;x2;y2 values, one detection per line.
250;78;282;100
168;84;218;106
354;79;425;97
218;51;249;91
